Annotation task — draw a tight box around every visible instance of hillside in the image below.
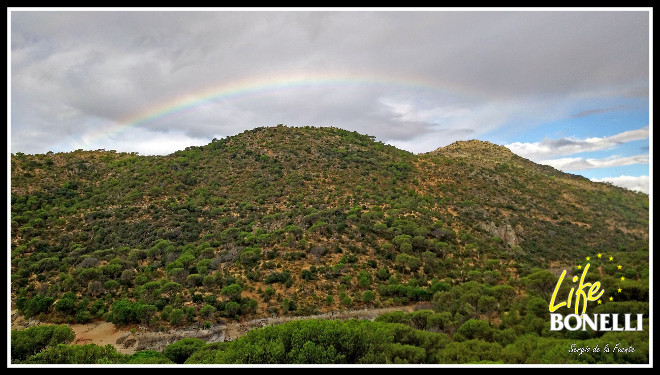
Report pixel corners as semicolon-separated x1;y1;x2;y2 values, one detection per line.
10;125;649;328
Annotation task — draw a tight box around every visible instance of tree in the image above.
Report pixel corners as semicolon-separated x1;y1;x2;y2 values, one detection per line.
108;299;135;325
221;283;243;301
477;295;498;316
262;286;276;302
522;269;558;302
22;343;125;364
127;350;174;364
200;304;216;318
161;281;182;299
225;301;240;317
491;284;515;310
186;273;203;287
238;247;261;268
357;270;372;288
340;292;353;307
55;292;77;314
103;280;120;295
454;319;495;342
170;308;185;325
376;267;390;281
422;251;439;276
439;339;502;363
362;290;376;305
22;295;55;318
119;269;136;286
134;303;158;324
163;338;206;364
11;325;75;362
395;253;421;273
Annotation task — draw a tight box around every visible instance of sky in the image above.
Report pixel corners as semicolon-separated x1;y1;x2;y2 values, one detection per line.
9;8;651;194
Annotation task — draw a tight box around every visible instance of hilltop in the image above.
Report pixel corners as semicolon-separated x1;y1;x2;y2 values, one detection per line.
10;125;649;327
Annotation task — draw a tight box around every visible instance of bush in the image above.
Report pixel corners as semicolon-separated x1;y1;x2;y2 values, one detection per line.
21;295;55;318
11;325;76;362
127;350;174;364
454;319;495;342
170;308;185;325
22;343;125;364
184;319;450;364
163;338;206;364
55;292;77;313
439;339;503;363
221;283;243;301
108;299;136;325
200;304;216;318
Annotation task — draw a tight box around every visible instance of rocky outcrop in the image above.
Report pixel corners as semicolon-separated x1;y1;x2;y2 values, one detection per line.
482;221;520;247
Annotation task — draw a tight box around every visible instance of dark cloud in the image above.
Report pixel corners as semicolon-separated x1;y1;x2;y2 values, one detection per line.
10;10;650;155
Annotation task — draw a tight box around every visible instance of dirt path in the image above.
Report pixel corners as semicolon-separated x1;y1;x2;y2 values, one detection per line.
11;305;418;355
70;321;135;354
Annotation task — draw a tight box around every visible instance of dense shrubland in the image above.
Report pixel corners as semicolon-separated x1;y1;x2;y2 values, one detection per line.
10;125;649;364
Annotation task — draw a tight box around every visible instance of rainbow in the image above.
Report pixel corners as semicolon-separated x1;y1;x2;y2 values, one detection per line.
82;71;479;147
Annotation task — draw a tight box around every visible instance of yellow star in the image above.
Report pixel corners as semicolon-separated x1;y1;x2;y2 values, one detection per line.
609;296;614;301
597;300;602;304
617;288;622;293
609;256;614;261
586;256;590;261
577;264;582;270
617;265;622;270
621;276;625;281
597;253;602;258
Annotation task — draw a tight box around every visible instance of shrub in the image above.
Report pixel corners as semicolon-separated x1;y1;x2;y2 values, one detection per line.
163;338;206;364
11;325;75;362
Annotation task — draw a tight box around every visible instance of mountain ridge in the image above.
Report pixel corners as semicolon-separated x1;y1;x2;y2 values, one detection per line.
10;124;648;325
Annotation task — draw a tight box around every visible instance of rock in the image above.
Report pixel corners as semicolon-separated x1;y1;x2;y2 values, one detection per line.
482;221;520;247
122;337;136;348
116;332;130;345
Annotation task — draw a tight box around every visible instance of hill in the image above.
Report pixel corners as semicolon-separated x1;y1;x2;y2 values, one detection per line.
10;125;649;326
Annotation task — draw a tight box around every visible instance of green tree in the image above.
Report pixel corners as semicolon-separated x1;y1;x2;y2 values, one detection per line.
522;269;558;301
395;253;421;273
22;343;125;364
439;339;503;363
55;292;77;314
200;305;216;318
163;338;206;364
225;301;240;317
221;283;243;301
454;319;495;342
108;299;135;325
362;290;376;305
127;350;174;364
169;308;185;325
11;325;76;362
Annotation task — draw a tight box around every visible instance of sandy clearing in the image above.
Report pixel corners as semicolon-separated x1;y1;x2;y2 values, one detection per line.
69;321;134;354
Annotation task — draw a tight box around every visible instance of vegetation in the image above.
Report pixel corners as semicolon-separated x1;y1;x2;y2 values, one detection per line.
11;325;75;362
10;125;649;364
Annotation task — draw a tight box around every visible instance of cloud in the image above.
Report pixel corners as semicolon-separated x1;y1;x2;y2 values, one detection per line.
540;154;649;171
591;175;649;194
506;126;649;160
9;10;650;157
67;127;211;156
570;106;622;118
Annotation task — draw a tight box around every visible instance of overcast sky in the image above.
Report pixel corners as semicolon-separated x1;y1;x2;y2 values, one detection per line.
9;8;651;193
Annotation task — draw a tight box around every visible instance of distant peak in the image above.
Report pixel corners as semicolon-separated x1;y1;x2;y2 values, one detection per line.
431;139;515;157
